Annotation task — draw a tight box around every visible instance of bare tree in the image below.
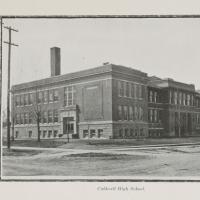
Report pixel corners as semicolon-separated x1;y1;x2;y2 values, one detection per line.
30;88;42;142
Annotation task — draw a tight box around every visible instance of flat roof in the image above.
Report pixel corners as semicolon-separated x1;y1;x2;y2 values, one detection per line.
12;64;147;92
148;77;195;92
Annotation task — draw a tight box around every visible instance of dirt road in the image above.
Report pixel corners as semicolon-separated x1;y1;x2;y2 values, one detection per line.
3;145;200;178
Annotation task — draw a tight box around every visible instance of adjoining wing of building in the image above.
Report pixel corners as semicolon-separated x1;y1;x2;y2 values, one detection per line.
11;47;200;140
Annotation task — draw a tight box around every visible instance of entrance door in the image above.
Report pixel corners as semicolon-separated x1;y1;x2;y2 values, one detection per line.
188;113;192;135
63;117;74;136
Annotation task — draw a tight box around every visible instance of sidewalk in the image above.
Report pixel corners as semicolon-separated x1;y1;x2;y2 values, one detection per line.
3;141;200;153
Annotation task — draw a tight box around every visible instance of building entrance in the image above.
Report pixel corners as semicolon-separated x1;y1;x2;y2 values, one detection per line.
63;117;75;137
175;112;192;137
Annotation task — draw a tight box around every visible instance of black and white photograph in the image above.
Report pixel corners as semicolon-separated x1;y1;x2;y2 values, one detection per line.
1;16;200;180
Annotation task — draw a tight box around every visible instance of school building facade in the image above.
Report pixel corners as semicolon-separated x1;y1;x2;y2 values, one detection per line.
10;47;200;140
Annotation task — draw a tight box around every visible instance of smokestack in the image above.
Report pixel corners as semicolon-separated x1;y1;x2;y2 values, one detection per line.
51;47;60;76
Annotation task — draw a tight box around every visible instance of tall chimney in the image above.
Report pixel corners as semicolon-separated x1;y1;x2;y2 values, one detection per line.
51;47;60;76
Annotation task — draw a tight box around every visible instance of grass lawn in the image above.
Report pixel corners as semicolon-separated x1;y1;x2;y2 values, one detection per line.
3;148;43;157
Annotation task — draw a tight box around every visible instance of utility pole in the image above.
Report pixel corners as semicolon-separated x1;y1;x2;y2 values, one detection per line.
11;91;15;141
4;25;18;149
0;19;3;136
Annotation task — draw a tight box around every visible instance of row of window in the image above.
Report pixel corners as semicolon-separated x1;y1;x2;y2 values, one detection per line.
118;81;145;99
169;91;200;107
15;130;59;138
148;109;162;123
15;110;59;124
118;128;146;138
15;93;34;106
40;130;59;138
118;105;144;121
15;89;59;106
148;129;162;137
37;89;59;103
149;90;159;103
15;86;76;107
83;129;104;138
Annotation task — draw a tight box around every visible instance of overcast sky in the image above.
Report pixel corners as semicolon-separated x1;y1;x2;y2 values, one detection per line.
2;18;200;109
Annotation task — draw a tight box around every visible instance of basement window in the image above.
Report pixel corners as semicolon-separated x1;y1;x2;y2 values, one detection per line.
28;131;32;138
15;131;19;138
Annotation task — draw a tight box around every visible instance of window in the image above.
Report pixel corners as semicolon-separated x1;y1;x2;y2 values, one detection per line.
68;87;73;106
20;95;24;106
29;93;34;105
138;85;142;99
118;81;123;97
20;113;24;124
43;130;47;138
28;131;32;138
43;111;48;123
135;128;138;137
49;90;54;102
15;131;19;138
44;90;48;103
154;110;157;122
139;107;144;121
129;106;134;120
183;93;186;105
24;113;28;124
124;106;128;120
54;89;59;101
98;129;103;138
48;110;53;123
149;91;153;102
28;113;32;124
37;91;43;103
149;109;153;122
134;84;137;98
130;129;134;137
169;91;172;104
124;128;129;138
158;110;162;124
73;88;76;105
174;92;178;104
24;94;29;105
90;129;96;138
131;83;135;98
83;130;89;138
118;105;123;120
179;92;182;105
15;95;20;106
125;82;130;97
140;129;144;137
154;91;157;103
119;129;123;138
48;130;52;138
191;95;194;106
187;94;190;106
141;85;145;99
15;114;20;124
134;106;138;120
64;86;76;106
123;82;126;97
54;110;58;122
54;130;58;138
